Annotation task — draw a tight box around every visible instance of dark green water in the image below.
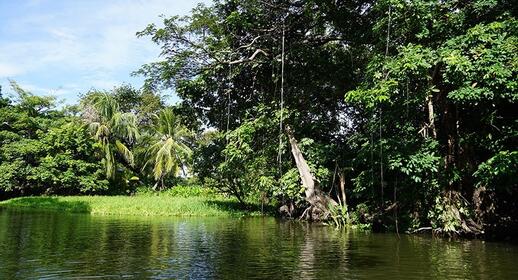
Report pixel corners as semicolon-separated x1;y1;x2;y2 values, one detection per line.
1;209;517;279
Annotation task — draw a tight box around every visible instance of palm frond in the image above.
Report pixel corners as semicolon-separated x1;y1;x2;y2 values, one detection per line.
115;140;134;166
145;108;194;183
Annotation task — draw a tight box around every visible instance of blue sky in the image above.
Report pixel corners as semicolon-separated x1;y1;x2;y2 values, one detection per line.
0;0;208;105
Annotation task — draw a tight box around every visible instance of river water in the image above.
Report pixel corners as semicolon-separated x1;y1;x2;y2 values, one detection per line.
1;208;517;279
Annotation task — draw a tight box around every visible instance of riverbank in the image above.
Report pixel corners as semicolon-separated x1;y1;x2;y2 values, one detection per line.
0;187;268;217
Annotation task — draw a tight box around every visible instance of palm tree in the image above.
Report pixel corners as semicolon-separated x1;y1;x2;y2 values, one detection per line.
145;108;192;189
82;92;139;179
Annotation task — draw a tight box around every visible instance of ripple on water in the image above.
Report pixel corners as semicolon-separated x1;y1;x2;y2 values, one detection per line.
1;209;518;279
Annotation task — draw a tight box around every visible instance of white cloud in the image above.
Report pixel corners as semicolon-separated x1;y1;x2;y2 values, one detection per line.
0;63;23;77
0;0;209;103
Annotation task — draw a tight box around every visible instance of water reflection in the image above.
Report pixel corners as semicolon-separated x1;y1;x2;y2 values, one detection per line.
1;208;517;279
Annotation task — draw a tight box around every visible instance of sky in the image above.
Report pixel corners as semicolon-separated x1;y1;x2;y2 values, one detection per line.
0;0;209;105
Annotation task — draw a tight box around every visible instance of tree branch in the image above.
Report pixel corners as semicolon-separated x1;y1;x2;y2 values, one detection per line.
226;49;269;65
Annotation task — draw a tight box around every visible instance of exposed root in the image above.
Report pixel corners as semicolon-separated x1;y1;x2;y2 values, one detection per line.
434;190;484;237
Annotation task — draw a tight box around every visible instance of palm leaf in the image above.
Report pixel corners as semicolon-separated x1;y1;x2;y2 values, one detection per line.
115;140;134;166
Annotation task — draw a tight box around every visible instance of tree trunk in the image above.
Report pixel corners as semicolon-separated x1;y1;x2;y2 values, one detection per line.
437;90;482;236
426;65;440;139
338;171;347;208
338;171;350;222
442;99;459;188
285;126;337;220
426;93;437;139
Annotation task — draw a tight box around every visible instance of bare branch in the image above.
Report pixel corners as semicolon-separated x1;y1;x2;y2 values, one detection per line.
226;49;269;65
236;36;262;50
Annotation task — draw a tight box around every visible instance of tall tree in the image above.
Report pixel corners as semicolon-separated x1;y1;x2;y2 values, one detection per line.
345;0;517;235
144;108;192;189
81;92;139;179
136;0;372;208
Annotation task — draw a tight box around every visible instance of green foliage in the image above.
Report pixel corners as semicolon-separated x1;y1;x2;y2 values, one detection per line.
81;91;139;179
8;79;57;117
389;146;440;184
441;19;518;103
0;83;109;197
111;84;165;127
328;203;351;228
341;0;516;235
428;193;473;235
0;160;26;193
1;0;516;237
27;123;109;194
346;78;398;108
130;0;517;235
278;168;305;205
348;203;372;230
142;108;193;188
135;185;216;198
474;151;518;191
0;197;91;213
202;113;280;204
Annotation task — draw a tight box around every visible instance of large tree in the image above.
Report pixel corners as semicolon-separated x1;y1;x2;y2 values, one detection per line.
0;82;108;198
345;0;517;235
137;0;517;236
144;108;192;189
81;91;139;179
137;0;372;210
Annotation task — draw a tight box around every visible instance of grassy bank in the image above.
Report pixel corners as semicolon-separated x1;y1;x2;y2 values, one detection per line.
0;187;268;217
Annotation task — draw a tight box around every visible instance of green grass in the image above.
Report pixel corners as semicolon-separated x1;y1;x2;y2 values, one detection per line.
0;187;267;217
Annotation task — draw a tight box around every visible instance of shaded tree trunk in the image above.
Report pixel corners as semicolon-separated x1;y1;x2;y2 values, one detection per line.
338;171;347;208
426;65;440;139
426;93;437;138
436;88;482;236
338;171;350;222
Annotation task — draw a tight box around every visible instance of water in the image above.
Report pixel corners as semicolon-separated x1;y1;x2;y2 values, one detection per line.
1;208;517;279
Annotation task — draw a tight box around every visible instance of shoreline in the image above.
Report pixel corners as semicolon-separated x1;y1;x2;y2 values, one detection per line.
0;194;269;218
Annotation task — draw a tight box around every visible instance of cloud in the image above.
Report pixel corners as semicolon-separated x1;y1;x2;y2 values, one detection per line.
0;0;209;103
0;63;23;77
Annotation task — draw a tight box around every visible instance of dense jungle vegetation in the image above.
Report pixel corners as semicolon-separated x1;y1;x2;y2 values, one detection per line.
0;0;517;239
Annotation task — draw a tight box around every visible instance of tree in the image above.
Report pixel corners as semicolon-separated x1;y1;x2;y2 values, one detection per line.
345;0;517;235
135;0;517;237
144;108;192;189
81;91;139;179
111;84;165;128
0;82;108;198
136;0;370;211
